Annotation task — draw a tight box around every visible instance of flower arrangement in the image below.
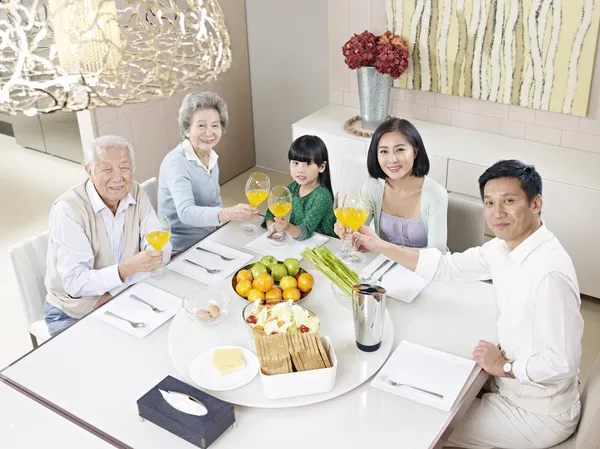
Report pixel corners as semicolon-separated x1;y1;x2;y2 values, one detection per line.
342;31;410;79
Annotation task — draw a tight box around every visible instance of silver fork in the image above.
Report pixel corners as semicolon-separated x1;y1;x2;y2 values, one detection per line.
380;375;444;399
376;261;397;282
195;247;235;261
104;311;146;328
183;258;221;274
130;294;165;313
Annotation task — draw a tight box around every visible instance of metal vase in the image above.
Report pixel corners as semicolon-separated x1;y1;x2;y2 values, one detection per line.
357;66;392;131
352;283;387;352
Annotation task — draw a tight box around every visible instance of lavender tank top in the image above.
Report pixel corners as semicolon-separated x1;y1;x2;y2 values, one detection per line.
380;211;428;248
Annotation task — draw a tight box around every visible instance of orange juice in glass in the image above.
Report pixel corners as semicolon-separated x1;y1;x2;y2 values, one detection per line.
269;201;292;219
244;173;271;235
340;191;367;264
146;215;170;277
342;208;369;231
246;189;269;207
267;186;292;243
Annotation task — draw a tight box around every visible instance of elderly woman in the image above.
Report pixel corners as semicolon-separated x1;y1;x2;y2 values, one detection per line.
45;135;171;337
158;92;258;253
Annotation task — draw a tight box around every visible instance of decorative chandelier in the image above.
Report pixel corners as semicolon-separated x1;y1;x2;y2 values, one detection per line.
0;0;232;114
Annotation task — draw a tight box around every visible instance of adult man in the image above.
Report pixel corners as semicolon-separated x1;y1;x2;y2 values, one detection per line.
44;135;171;336
354;160;583;448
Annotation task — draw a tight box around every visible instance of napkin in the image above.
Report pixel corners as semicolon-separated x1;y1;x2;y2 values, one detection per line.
167;240;254;285
93;282;182;338
244;231;328;261
359;254;430;303
371;340;476;411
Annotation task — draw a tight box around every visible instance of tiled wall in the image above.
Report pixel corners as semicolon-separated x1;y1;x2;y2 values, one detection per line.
329;0;600;155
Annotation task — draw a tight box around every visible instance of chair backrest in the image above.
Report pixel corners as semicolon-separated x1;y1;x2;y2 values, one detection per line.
447;194;485;252
575;353;600;448
337;155;369;202
140;177;158;211
9;231;49;325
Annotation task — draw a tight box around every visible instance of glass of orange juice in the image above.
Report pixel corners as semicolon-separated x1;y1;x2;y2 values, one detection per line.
267;186;292;243
146;215;171;277
244;172;270;236
334;193;351;259
341;190;369;264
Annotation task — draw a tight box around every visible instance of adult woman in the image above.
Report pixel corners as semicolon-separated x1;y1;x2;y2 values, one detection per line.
158;92;258;252
335;118;447;252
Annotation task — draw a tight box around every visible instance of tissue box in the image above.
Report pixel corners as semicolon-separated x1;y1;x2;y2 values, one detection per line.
137;376;235;448
260;336;338;399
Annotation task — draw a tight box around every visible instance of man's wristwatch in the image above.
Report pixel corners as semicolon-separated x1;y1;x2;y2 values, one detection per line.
503;361;515;379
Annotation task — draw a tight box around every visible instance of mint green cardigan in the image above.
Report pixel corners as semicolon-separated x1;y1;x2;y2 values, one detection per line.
360;176;448;252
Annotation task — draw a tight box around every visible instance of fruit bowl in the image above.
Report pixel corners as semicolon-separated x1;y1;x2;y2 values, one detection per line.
241;301;320;336
231;258;315;303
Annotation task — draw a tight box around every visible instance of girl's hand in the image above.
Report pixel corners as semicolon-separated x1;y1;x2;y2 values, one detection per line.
352;225;385;253
334;221;351;240
273;218;291;233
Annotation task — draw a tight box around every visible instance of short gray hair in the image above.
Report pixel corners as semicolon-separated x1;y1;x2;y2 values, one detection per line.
178;91;228;140
85;135;136;171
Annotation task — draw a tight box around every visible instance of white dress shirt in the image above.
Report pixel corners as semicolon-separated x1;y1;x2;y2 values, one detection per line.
183;140;219;174
416;223;583;413
49;181;171;298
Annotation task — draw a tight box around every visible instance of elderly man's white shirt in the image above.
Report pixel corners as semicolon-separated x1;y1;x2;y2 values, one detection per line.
49;180;170;297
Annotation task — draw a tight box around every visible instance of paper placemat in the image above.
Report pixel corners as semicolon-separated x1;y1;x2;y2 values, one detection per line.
360;254;430;303
244;231;328;261
371;340;476;411
168;240;254;285
93;283;182;339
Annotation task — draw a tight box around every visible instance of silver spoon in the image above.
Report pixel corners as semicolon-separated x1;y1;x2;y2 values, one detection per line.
104;311;146;328
183;259;221;274
130;294;165;313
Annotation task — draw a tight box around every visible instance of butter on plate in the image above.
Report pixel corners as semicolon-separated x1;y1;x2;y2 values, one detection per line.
212;348;246;375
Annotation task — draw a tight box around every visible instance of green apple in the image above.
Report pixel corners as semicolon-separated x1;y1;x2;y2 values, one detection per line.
260;255;278;270
283;258;300;276
250;262;268;279
270;263;288;282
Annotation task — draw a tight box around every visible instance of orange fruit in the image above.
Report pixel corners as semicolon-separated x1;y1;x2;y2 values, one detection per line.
279;275;298;291
283;288;301;302
297;273;314;293
236;269;253;283
235;279;253;298
265;287;283;300
247;289;265;302
252;273;274;293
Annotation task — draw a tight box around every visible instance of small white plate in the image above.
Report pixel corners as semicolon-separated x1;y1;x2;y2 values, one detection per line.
189;346;259;391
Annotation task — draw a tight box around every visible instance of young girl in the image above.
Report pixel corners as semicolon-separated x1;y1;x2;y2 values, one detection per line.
263;135;336;240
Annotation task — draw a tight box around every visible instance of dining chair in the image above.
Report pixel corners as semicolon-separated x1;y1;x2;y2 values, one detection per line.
140;176;158;211
447;194;485;253
549;353;600;448
9;231;51;348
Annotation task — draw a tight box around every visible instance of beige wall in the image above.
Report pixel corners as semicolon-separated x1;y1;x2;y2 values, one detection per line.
79;0;255;184
329;0;600;156
246;0;329;173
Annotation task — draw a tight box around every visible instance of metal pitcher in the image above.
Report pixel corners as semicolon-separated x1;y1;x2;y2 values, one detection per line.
352;283;387;352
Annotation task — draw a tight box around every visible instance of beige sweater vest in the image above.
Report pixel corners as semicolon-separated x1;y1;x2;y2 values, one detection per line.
45;181;149;319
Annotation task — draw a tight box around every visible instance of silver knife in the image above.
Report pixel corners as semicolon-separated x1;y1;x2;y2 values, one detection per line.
376;261;397;282
368;259;390;280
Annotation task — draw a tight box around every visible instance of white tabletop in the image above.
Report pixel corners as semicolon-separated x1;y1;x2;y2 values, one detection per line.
0;380;112;449
1;219;498;449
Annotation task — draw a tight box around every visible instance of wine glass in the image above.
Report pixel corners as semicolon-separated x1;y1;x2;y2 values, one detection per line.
267;186;292;243
341;190;369;264
334;192;350;259
146;215;171;278
244;172;270;236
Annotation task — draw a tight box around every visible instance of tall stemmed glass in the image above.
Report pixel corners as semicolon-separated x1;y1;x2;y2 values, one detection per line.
146;215;171;278
334;192;351;259
244;172;270;236
341;190;369;264
267;186;292;242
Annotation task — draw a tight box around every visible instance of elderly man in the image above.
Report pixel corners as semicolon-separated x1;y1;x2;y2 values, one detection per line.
353;160;583;449
44;135;171;337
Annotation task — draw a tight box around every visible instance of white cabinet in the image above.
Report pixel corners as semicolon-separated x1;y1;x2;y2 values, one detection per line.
293;105;600;297
292;126;367;195
542;181;600;297
428;155;448;187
